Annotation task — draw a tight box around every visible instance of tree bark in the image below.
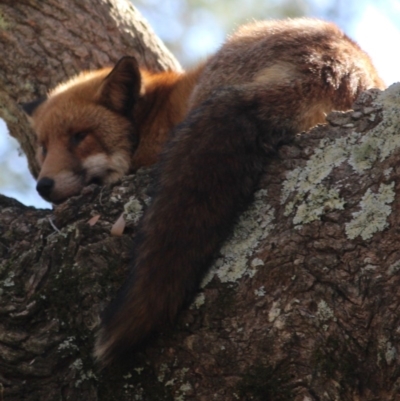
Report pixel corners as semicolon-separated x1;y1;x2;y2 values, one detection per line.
2;2;400;400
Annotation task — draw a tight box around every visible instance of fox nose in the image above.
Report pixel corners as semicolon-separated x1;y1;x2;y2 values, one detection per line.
36;177;55;199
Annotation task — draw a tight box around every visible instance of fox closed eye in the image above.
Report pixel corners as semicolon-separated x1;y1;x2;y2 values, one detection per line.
71;131;88;146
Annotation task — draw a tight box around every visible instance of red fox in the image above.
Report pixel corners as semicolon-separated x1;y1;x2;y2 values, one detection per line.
23;18;385;366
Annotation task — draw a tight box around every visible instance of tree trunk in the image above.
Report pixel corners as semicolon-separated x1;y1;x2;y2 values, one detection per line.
1;2;400;400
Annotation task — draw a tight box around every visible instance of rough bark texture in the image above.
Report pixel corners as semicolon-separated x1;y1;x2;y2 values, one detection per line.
2;84;400;400
2;1;400;400
0;0;180;178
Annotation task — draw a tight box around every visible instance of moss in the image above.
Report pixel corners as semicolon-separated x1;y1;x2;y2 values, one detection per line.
237;363;293;401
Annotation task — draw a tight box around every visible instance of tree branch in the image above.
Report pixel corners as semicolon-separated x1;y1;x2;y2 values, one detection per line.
2;83;400;399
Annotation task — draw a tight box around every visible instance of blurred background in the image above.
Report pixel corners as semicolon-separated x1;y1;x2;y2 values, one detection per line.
1;0;399;209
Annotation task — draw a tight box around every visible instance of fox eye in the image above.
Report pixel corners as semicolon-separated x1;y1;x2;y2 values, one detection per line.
71;131;88;146
41;145;47;157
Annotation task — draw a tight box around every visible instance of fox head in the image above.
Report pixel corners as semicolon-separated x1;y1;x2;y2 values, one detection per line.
22;57;142;204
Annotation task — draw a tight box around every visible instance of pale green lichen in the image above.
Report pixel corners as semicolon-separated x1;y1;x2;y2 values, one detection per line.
387;261;400;275
254;286;266;297
191;292;205;309
68;358;97;387
292;187;345;227
58;336;79;352
316;300;334;322
75;369;97;388
349;84;400;173
384;168;393;178
123;196;143;223
251;258;264;268
175;382;193;401
362;85;400;166
70;358;83;370
164;379;176;387
159;367;191;400
345;182;395;240
348;87;400;173
348;135;380;172
2;271;15;287
157;363;170;383
385;342;397;365
282;135;352;204
201;189;274;287
282;84;400;230
361;264;378;274
282;135;352;226
349;93;400;174
378;337;397;366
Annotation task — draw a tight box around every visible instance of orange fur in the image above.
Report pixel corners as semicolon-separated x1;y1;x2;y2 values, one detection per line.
25;59;204;203
131;65;205;168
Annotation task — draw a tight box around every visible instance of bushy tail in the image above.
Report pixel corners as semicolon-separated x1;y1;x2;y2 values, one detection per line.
94;86;295;366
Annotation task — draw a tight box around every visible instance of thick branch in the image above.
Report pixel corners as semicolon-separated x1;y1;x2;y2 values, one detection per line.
2;85;400;400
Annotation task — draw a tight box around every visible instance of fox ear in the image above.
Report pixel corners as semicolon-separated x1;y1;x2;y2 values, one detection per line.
20;96;47;116
99;56;141;115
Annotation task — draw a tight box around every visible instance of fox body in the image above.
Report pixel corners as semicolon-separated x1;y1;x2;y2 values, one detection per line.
24;18;384;365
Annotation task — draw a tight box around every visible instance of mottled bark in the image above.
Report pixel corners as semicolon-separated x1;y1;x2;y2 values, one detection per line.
0;0;180;177
2;84;400;400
